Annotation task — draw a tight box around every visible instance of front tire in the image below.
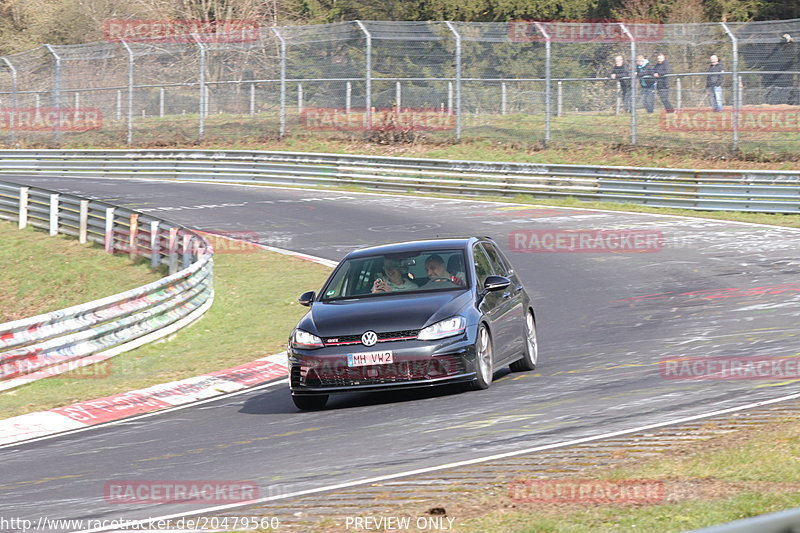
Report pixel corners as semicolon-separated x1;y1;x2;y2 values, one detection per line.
510;310;538;372
470;324;494;390
292;394;328;411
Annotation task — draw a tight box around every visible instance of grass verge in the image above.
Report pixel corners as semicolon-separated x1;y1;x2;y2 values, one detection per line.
0;239;331;419
0;221;165;322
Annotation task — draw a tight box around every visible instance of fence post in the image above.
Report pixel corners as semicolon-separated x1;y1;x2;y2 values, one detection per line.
297;83;303;114
49;193;59;236
44;45;62;144
104;207;115;253
271;27;287;138
395;81;401;114
150;220;161;268
501;83;507;115
79;200;88;243
557;81;563;117
619;24;637;145
445;21;462;141
534;22;551;146
1;57;17;145
120;39;135;145
448;82;453;114
346;81;352;114
676;77;682;110
18;187;28;229
192;34;207;140
721;22;739;151
355;21;372;129
249;82;255;115
160;87;165;117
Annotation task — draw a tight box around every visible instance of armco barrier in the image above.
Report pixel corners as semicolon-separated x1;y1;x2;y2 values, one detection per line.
0;149;797;213
0;178;213;390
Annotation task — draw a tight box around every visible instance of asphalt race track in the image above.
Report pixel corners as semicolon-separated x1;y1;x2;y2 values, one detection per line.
2;176;800;531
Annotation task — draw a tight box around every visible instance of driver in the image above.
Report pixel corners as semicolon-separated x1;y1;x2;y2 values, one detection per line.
371;258;418;293
423;254;465;287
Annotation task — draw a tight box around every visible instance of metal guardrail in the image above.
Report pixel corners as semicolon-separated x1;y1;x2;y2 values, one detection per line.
687;506;800;532
0;149;797;213
0;178;214;390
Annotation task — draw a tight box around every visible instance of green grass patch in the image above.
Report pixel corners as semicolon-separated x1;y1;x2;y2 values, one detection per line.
0;248;330;419
455;421;800;533
0;221;165;322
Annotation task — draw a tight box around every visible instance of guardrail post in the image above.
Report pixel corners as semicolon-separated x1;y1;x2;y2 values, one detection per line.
18;187;28;229
355;21;372;129
619;24;637;145
44;44;62;144
721;22;739;151
168;227;179;274
182;233;193;268
129;213;139;261
104;207;115;253
49;193;59;236
79;200;89;243
271;27;287;138
150;220;161;268
534;22;551;146
120;40;135;145
445;21;462;141
192;35;207;140
1;57;18;145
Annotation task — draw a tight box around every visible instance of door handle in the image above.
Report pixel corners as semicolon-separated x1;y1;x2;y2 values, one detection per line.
502;291;512;299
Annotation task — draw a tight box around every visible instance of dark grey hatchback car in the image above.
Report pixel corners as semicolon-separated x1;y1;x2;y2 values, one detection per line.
288;237;538;410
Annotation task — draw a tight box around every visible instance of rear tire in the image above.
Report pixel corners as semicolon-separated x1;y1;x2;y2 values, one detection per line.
292;394;328;411
470;325;494;390
510;310;538;372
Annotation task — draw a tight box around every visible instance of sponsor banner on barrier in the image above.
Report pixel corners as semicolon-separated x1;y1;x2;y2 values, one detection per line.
661;108;800;132
508;479;665;504
104;480;259;504
509;229;663;253
508;20;664;43
300;108;455;131
103;19;259;43
0;107;102;131
661;357;800;380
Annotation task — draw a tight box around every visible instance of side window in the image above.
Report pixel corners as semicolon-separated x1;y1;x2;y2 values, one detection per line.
481;243;510;277
472;244;495;286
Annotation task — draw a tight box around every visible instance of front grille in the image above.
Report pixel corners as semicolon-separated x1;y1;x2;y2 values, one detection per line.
301;355;465;388
323;329;420;346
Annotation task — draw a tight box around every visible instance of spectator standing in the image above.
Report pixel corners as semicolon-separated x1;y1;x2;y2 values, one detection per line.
652;52;675;112
610;55;631;112
635;55;655;113
706;54;724;111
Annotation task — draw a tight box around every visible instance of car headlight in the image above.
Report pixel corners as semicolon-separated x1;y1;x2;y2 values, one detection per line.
292;329;324;349
417;316;466;341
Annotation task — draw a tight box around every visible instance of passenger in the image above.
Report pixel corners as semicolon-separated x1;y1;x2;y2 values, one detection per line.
422;254;465;288
371;258;418;293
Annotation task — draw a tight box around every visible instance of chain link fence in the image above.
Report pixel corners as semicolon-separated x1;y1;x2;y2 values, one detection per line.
0;19;798;154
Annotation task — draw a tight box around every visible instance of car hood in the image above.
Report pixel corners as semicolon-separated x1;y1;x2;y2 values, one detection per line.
300;290;471;337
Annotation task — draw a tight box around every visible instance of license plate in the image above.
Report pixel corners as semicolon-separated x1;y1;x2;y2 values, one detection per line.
347;351;393;367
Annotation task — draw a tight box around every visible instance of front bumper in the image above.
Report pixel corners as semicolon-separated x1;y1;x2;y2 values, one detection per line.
289;336;477;395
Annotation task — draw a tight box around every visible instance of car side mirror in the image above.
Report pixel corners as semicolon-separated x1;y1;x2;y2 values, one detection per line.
298;291;316;307
483;275;511;292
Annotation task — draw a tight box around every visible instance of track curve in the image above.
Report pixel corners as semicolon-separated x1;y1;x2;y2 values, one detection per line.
2;176;800;530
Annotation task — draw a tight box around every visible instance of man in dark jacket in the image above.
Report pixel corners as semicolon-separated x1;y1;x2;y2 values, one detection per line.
635;55;655;113
652;52;675;112
610;55;631;112
706;54;724;111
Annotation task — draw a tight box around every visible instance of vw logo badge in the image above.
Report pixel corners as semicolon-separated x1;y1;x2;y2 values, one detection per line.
361;331;378;347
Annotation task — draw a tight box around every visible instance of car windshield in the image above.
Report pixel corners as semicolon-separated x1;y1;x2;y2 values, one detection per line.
320;249;469;300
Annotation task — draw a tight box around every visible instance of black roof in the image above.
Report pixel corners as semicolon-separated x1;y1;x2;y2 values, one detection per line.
345;237;490;259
